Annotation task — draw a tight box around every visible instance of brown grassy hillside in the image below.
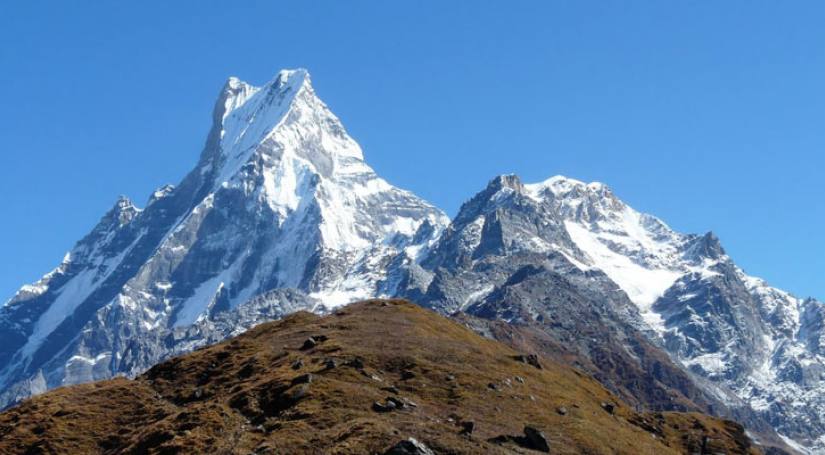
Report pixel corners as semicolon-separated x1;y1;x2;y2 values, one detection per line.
0;300;760;454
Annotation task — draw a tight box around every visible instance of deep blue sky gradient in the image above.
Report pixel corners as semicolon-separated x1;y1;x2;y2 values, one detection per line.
0;1;822;301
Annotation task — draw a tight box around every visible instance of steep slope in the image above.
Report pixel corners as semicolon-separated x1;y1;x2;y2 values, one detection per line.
402;175;786;447
525;176;825;452
0;69;448;408
0;300;761;455
405;173;822;451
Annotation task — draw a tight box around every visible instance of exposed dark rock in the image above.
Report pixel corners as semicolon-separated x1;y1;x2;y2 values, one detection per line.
383;438;435;455
386;396;406;409
300;338;317;350
601;402;615;415
291;374;313;385
459;421;475;435
489;426;550;453
523;426;551;452
514;354;543;370
400;371;416;380
372;400;397;413
347;357;365;369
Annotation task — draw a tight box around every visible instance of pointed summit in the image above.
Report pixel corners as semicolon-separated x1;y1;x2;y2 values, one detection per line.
684;231;726;261
486;174;524;193
0;68;449;410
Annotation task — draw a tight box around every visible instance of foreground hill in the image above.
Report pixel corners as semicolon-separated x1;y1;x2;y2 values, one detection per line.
0;300;759;454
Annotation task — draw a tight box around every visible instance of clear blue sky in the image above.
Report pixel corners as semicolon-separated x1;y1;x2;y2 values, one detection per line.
0;1;822;301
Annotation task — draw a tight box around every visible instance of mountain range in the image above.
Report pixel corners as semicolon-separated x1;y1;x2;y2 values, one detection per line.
1;69;822;453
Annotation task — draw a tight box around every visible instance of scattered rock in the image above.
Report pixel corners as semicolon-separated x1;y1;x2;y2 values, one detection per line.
382;386;400;394
459;421;475;435
513;354;543;370
291;373;313;385
300;335;328;350
488;382;500;391
445;374;456;382
400;371;416;380
556;406;568;416
383;438;435;455
300;338;317;350
386;396;406;409
601;402;615;415
514;376;525;384
347;358;365;369
282;384;309;406
372;400;397;413
523;426;551;452
488;435;511;445
291;359;304;370
324;359;338;370
489;426;550;453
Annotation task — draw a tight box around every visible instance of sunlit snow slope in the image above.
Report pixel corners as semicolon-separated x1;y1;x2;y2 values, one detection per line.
526;176;825;452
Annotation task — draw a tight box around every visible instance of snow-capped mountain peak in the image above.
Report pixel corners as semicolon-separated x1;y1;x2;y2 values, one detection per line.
520;175;825;451
0;69;448;410
417;172;825;451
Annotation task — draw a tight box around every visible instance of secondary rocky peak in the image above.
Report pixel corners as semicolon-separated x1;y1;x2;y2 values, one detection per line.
487;174;525;193
449;174;529;228
95;196;140;232
684;231;726;261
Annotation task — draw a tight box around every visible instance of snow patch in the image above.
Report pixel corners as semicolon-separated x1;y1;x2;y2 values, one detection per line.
564;220;680;332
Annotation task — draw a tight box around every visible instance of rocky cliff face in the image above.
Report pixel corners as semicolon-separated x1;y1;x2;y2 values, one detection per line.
1;69;821;452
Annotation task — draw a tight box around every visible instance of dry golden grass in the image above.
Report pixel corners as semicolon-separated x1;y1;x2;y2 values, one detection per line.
0;300;760;454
